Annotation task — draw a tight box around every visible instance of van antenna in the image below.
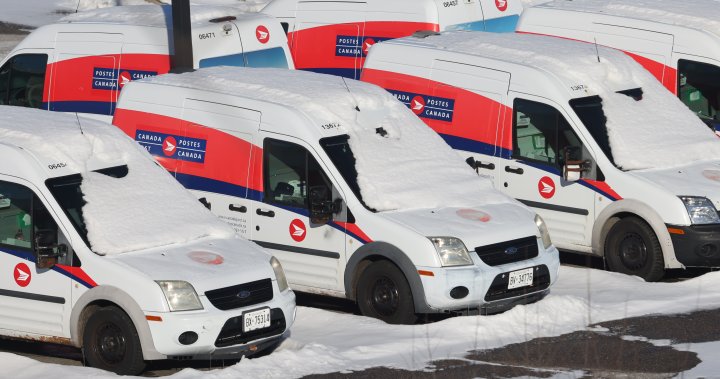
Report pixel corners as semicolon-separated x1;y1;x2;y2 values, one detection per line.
594;38;601;63
341;77;361;112
75;113;84;135
75;0;81;13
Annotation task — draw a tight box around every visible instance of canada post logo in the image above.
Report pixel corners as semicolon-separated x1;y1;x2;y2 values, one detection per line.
335;35;390;57
135;130;207;163
387;89;455;122
92;67;158;90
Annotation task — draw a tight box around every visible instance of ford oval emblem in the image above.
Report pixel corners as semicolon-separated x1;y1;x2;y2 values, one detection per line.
237;290;252;299
504;247;519;255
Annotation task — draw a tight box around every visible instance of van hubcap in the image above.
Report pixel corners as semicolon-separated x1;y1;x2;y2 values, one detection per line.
97;322;126;364
619;233;648;271
371;277;399;316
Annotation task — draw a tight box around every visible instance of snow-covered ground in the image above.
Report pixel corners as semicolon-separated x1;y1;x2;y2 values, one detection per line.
2;266;720;378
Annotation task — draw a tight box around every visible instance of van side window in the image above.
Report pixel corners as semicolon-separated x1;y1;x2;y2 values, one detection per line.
0;54;48;109
513;98;583;167
264;139;332;209
0;182;34;249
678;60;720;129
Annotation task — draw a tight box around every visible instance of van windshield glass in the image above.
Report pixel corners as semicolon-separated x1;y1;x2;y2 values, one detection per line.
570;89;643;170
45;166;129;249
320;135;373;211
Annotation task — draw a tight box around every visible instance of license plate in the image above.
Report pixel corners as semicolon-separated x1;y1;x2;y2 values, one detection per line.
242;308;271;333
508;268;534;289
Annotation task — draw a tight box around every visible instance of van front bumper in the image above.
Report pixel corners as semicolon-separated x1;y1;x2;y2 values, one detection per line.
144;288;296;360
668;224;720;267
417;245;560;313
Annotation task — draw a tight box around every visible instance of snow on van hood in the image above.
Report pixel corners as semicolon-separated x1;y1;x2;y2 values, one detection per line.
539;0;720;38
60;4;255;27
631;160;720;211
381;203;539;250
142;67;514;211
410;32;720;171
110;236;272;293
0;107;234;256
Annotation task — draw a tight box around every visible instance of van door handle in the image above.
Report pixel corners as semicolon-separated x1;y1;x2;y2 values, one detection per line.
229;204;247;213
256;208;275;217
477;161;495;170
505;166;524;175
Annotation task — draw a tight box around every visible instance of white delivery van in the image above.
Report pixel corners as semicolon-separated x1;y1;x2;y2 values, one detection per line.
112;67;560;324
261;0;522;79
0;106;295;375
517;0;720;132
0;4;293;121
362;31;720;281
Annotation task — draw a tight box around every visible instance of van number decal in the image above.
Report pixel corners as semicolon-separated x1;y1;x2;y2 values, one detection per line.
92;67;158;90
199;32;216;40
443;0;458;7
335;35;389;57
386;89;455;123
135;130;207;163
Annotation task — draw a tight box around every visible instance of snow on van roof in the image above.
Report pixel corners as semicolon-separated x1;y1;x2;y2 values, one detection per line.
142;67;513;211
60;4;257;27
391;32;720;170
537;0;720;37
0;107;234;255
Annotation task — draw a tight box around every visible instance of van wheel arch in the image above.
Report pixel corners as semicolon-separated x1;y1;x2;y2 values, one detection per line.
70;286;164;360
344;242;433;314
599;212;665;281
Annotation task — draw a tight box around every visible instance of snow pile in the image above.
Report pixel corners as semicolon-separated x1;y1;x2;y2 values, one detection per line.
405;32;720;170
60;3;254;26
0;107;234;255
539;0;720;37
60;0;269;12
141;67;514;211
5;266;720;378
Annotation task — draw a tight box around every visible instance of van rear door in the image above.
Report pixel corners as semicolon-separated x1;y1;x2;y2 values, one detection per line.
50;32;123;116
429;60;510;187
291;1;367;78
178;99;260;239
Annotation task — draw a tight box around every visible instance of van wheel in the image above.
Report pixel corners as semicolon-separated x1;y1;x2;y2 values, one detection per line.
605;217;665;282
357;260;417;324
83;306;146;375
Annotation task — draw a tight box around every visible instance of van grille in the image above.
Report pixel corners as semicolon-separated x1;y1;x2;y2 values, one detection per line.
474;236;539;266
215;308;286;347
205;278;273;311
484;265;551;302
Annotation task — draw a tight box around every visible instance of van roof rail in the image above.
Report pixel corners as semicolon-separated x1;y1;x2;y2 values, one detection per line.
412;30;441;39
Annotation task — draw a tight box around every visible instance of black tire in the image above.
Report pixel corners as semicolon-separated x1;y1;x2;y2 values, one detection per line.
605;217;665;282
83;306;146;375
356;260;417;324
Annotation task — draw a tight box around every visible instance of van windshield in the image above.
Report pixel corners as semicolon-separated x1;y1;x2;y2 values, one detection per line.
320;135;373;211
45;166;129;249
569;89;643;170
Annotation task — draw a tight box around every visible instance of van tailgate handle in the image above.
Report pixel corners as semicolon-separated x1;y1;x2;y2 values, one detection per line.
256;208;275;217
229;204;247;213
505;166;524;175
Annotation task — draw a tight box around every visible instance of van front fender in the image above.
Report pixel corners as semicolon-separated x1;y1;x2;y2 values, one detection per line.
592;199;681;269
70;285;164;360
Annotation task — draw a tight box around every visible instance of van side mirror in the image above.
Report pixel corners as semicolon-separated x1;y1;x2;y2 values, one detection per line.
309;186;337;225
563;146;590;182
34;229;66;269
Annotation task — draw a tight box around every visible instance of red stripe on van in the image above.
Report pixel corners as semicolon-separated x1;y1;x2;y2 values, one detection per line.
55;265;98;288
581;179;622;201
48;54;170;104
334;221;373;244
288;21;439;74
113;109;264;193
362;68;513;151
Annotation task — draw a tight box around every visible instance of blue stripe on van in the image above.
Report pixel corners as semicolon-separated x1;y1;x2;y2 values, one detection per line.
439;133;513;159
444;15;519;33
199;47;290;69
302;67;358;79
0;247;95;288
46;101;115;116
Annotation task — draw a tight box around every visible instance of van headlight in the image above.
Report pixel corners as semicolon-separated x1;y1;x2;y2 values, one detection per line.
429;237;473;267
680;196;720;225
271;256;290;292
156;281;203;312
535;215;552;249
